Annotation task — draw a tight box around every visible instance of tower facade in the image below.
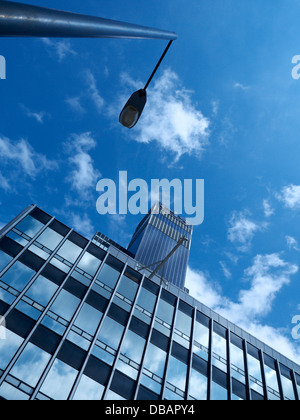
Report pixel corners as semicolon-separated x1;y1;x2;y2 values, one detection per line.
0;205;299;401
127;202;193;290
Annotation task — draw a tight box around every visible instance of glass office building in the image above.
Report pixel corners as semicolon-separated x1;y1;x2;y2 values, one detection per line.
128;202;193;290
0;204;300;401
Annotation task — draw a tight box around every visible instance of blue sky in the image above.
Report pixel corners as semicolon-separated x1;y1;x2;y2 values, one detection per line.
1;0;300;364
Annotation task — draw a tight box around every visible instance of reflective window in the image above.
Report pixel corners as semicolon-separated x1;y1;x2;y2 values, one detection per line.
211;381;227;400
0;261;35;292
0;329;23;371
73;303;103;336
116;330;146;380
7;230;29;246
212;331;227;373
25;275;58;307
72;375;104;400
36;228;63;251
264;355;280;400
49;289;80;322
0;250;12;272
0;382;29;400
280;364;295;400
56;240;82;264
247;347;264;397
93;317;124;365
230;335;246;384
166;355;187;397
40;359;78;400
9;343;51;388
296;373;300;399
97;263;121;290
113;274;139;311
154;299;175;337
141;343;166;395
136;287;156;314
174;310;192;349
15;216;44;238
105;389;125;401
193;320;209;361
76;252;101;277
189;368;207;400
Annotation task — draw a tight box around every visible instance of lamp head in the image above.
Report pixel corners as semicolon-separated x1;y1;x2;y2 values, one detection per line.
119;89;147;128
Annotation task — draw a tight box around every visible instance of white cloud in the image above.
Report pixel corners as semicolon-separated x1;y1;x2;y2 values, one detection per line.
20;105;49;124
124;69;210;162
263;199;275;217
220;261;232;279
286;235;300;251
69;212;95;239
228;210;267;252
85;70;105;112
42;38;77;62
65;132;101;200
65;97;86;114
277;184;300;209
0;135;57;187
234;82;250;91
186;254;300;364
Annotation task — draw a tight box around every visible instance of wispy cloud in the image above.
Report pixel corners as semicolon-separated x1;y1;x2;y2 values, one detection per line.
186;254;300;363
64;132;101;200
263;199;275;217
121;69;210;162
286;235;300;251
85;70;105;112
0;135;57;190
277;184;300;209
42;38;77;62
227;210;267;252
234;82;250;91
20;104;49;124
65;97;86;114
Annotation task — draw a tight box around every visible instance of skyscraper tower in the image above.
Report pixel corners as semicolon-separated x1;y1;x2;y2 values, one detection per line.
127;202;193;290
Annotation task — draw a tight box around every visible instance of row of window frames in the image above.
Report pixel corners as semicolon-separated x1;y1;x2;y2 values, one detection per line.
1;235;299;400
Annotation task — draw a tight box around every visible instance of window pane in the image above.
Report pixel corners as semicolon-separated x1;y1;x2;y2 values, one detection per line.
265;365;280;400
116;330;145;379
15;216;44;238
189;369;207;400
74;303;103;336
49;289;80;321
230;341;246;383
0;261;35;291
56;240;82;264
247;353;264;397
72;375;104;400
25;275;58;306
143;343;167;378
0;329;23;371
9;343;51;388
40;359;78;400
97;263;120;290
136;287;156;314
211;381;227;400
212;332;227;373
77;253;101;277
166;355;187;393
0;250;12;272
193;321;209;361
116;274;138;302
175;310;192;337
36;228;63;251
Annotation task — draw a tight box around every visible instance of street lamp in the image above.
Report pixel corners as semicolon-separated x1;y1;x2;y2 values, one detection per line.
119;40;174;128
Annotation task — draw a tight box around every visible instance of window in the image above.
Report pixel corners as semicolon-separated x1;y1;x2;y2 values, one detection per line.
0;329;23;372
76;252;101;277
165;355;187;399
92;317;125;365
39;359;78;400
15;216;44;238
189;368;207;400
230;334;246;384
73;303;103;337
97;262;121;290
116;330;146;380
280;364;295;400
113;273;139;312
193;317;209;361
0;250;12;273
36;228;63;251
25;275;58;307
141;343;166;395
247;345;264;398
55;240;82;264
9;343;51;388
264;355;281;400
174;309;192;349
0;261;35;292
72;374;104;400
212;325;227;373
154;299;175;337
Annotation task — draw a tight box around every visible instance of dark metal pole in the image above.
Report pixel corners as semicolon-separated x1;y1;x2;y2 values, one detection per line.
144;40;173;90
0;1;178;40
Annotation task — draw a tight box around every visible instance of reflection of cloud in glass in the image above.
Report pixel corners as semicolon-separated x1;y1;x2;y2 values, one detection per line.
166;356;187;391
0;329;23;371
25;275;58;306
143;343;166;378
10;343;51;387
15;216;43;238
0;261;35;291
189;369;207;400
73;374;104;400
40;359;78;400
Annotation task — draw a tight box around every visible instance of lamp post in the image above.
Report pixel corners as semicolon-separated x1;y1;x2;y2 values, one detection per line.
119;40;174;129
0;1;177;126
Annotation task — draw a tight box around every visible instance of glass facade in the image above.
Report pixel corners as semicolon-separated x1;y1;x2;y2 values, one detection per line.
127;202;193;290
0;205;299;401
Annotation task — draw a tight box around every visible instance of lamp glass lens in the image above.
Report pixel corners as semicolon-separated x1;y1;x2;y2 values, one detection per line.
120;105;140;128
